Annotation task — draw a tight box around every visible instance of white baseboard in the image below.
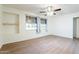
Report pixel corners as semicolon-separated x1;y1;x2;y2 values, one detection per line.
52;34;73;39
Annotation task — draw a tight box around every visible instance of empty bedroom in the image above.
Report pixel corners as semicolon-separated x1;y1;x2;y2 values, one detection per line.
0;4;79;54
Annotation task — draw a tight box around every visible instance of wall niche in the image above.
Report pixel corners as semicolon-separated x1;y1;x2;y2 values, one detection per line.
2;12;19;34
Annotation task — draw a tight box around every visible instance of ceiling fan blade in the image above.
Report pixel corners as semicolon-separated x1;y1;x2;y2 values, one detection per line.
54;8;61;11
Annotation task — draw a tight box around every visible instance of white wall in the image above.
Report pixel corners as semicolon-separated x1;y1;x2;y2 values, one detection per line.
49;12;79;38
1;6;50;46
47;16;55;35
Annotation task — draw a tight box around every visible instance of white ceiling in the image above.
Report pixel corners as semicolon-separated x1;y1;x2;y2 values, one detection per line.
3;4;79;15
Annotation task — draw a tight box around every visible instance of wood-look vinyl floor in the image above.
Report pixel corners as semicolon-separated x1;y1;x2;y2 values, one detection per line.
0;35;78;54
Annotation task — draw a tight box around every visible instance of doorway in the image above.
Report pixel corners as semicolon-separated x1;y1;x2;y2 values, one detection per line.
73;17;79;39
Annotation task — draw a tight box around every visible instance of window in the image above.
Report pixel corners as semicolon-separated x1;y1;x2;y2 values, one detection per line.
26;16;37;30
40;18;47;32
26;16;47;32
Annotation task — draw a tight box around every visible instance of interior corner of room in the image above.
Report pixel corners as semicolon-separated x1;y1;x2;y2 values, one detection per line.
0;4;49;49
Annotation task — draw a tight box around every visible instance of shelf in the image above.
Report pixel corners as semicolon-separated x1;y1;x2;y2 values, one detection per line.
2;23;18;26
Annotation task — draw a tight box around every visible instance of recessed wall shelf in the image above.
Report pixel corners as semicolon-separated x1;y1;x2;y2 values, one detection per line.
2;12;19;34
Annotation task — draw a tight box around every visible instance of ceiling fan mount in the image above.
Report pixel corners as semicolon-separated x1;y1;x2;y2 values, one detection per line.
40;6;61;16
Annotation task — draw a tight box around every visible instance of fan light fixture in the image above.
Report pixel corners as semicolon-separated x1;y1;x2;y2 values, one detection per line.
47;11;54;16
40;5;61;16
46;6;54;16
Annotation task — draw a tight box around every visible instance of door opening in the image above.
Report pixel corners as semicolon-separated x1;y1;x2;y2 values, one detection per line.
73;17;79;40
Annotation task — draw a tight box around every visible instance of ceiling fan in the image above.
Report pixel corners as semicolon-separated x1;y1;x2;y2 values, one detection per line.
40;6;61;16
